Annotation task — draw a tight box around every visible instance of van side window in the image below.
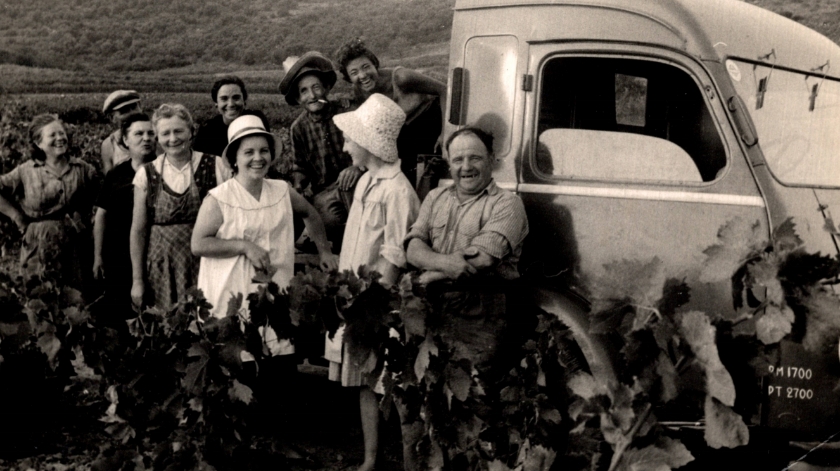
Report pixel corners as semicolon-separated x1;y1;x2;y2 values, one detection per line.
729;60;840;188
535;57;727;183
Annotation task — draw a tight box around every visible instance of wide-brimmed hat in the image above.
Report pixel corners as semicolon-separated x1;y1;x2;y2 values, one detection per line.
222;115;276;161
279;51;338;106
333;93;405;163
103;90;140;113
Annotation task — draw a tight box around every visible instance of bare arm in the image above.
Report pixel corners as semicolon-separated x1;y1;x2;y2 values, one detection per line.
100;139;114;175
0;193;26;233
393;67;447;98
129;185;149;306
289;188;339;271
93;207;106;279
407;239;499;283
190;195;271;270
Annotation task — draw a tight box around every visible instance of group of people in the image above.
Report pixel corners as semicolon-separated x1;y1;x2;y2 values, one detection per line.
0;38;529;471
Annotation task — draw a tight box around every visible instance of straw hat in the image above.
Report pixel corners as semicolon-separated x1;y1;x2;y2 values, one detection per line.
278;51;338;106
333;94;405;163
103;90;140;113
222;115;276;161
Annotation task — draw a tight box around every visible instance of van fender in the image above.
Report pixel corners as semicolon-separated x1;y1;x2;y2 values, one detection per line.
530;286;618;386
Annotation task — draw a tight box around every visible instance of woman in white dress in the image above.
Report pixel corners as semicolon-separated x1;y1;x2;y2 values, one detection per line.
191;114;338;321
191;115;338;454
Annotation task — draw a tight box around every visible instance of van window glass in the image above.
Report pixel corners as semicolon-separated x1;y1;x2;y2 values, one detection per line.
615;74;647;127
535;57;726;183
729;60;840;188
464;35;517;156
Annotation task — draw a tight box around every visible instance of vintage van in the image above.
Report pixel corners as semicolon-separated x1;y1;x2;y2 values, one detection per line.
442;0;840;440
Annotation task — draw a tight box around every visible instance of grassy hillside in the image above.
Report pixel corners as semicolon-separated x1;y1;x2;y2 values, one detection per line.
0;0;836;94
0;0;453;72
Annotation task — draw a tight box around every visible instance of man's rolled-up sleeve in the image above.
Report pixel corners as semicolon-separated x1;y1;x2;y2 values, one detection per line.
403;188;438;250
469;195;529;259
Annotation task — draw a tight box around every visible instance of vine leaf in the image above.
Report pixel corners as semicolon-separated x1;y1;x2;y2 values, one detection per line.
37;324;61;371
615;436;694;471
773;218;804;254
747;256;784;306
655;352;678;403
591;258;665;313
63;306;90;326
704;396;749;449
679;311;736;406
517;438;557;471
755;305;794;345
700;218;764;283
71;346;100;380
415;336;438;382
228;379;253;405
568;372;602;400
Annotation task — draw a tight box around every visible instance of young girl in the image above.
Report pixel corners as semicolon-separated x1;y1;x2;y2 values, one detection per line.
330;93;420;471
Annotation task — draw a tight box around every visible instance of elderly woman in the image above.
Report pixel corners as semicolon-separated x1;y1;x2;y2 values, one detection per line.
192;75;270;158
335;38;447;185
129;104;231;310
93;112;156;314
0;114;99;286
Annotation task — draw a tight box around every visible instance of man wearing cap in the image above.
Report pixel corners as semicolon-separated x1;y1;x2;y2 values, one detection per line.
280;52;363;250
101;90;142;174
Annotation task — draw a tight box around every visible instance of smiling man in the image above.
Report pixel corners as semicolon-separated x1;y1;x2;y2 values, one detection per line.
280;51;363;250
405;126;529;285
403;126;530;469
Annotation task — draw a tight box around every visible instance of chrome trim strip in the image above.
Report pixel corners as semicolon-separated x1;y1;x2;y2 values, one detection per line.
517;183;766;207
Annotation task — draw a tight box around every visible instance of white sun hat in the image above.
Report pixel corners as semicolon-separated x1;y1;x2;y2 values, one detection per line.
333;93;405;163
221;114;276;161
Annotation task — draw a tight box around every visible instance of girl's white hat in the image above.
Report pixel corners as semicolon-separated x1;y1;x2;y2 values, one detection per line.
333;93;405;163
222;114;275;161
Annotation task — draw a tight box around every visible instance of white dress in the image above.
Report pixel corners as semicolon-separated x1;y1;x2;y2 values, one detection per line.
197;178;295;355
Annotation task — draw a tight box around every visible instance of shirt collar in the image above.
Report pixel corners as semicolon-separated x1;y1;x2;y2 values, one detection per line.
304;102;335;123
369;162;402;181
446;179;499;202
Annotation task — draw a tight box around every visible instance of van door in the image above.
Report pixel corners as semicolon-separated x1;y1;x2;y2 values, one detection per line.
518;44;770;318
727;60;840;257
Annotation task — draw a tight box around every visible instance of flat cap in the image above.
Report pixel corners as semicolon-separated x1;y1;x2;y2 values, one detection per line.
103;90;141;113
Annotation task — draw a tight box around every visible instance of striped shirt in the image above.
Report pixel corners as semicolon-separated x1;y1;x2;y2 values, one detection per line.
405;181;528;280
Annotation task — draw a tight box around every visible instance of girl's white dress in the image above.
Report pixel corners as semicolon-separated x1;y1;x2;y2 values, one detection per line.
197;178;295;355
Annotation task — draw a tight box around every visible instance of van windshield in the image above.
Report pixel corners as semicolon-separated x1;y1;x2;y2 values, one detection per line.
729;59;840;188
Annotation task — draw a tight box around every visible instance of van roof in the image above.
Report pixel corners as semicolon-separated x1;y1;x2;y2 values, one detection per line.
453;0;840;79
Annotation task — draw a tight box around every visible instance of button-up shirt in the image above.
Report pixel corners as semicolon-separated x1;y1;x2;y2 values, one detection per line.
339;163;420;275
290;102;352;194
404;181;529;280
0;158;99;220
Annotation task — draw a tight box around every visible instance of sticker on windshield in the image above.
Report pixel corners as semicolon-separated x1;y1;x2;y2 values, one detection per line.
726;60;742;82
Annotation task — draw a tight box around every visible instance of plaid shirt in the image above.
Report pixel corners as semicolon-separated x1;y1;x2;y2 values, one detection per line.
290;101;352;194
405;181;529;280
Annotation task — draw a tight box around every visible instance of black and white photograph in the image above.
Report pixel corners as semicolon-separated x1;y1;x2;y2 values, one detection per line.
1;0;840;469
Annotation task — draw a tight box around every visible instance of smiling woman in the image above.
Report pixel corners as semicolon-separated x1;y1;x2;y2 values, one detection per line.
0;114;100;287
129;103;232;310
192;75;271;158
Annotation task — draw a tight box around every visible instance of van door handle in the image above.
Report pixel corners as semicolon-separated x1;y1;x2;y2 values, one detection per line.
727;95;758;147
